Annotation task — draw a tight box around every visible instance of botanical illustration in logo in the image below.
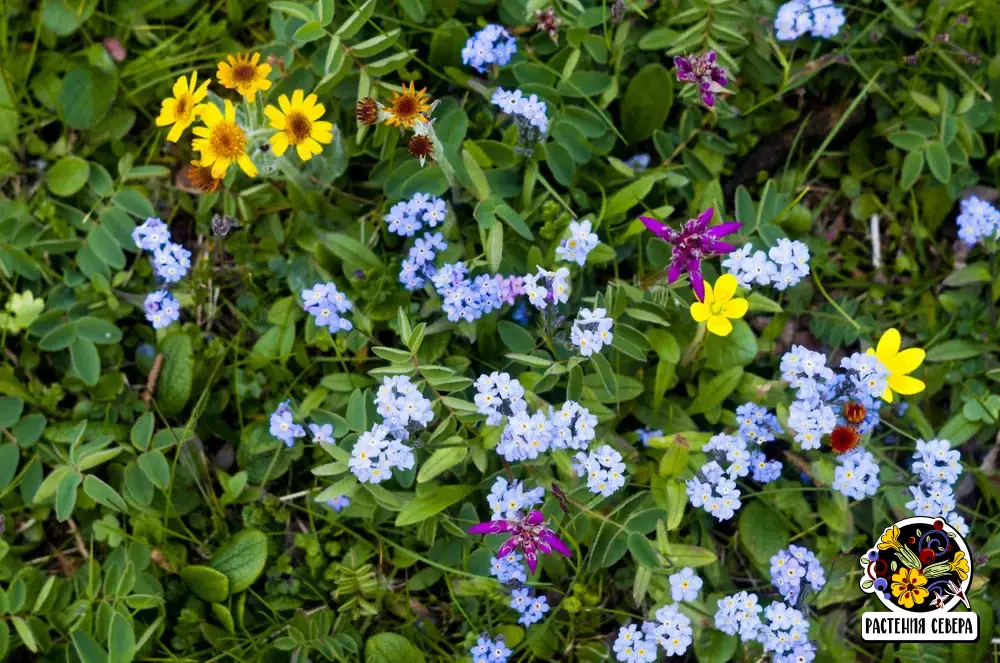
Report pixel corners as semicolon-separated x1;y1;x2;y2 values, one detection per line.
860;516;971;613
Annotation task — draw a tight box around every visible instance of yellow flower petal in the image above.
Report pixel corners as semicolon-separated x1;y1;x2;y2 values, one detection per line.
881;386;894;403
723;298;748;319
292;89;304;106
199;103;222;125
690;302;710;322
296;141;313;161
875;328;901;364
166;121;186;142
264;105;285;128
890;347;925;374
224;100;236;123
889;374;925;395
172;74;188;99
707;316;733;337
270;132;289;156
279;94;292;113
713;273;738;302
238;153;258;178
701;279;715;305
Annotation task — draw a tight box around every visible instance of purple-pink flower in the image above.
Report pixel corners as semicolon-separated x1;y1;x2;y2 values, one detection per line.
469;509;571;574
674;51;729;107
639;207;740;301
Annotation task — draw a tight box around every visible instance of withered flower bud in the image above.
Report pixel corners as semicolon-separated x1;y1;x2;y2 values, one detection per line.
356;96;379;126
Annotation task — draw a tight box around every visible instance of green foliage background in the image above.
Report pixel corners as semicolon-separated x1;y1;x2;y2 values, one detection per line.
1;0;1000;661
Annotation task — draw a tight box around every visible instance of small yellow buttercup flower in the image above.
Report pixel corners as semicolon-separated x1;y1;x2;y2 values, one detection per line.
867;328;925;403
156;72;210;142
191;100;257;179
217;52;272;101
385;81;431;129
264;90;334;161
690;274;748;337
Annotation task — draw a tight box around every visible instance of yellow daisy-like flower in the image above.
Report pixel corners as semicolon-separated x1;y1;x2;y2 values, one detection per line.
877;525;901;551
891;567;928;609
264;90;334;161
949;551;969;581
155;72;210;142
385;81;431;129
191;101;257;179
867;328;926;403
217;52;272;101
690;274;748;337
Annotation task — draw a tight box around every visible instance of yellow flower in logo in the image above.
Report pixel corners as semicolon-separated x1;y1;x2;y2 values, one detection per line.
877;525;901;551
891;567;928;609
948;551;969;581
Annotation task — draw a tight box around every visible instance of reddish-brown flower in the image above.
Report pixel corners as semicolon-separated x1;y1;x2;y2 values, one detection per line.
843;402;867;425
356;96;379;126
408;135;432;163
829;425;860;454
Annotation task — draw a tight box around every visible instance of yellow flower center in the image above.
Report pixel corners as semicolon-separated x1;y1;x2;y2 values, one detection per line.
285;111;312;144
233;64;256;84
393;94;419;120
175;94;191;120
710;302;724;315
210;121;247;159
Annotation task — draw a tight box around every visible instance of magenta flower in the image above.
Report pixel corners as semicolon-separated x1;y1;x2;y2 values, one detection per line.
674;51;729;107
639;207;740;301
469;509;571;574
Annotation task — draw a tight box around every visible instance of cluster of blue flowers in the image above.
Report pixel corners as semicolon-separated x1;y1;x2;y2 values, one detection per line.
758;603;816;662
461;24;516;73
555;219;600;266
832;448;880;500
572;445;627;496
430;262;510;323
614;601;697;661
349;423;415;484
475;372;528;426
612;623;658;663
735;402;783;443
686;435;745;521
399;232;447;291
570;307;613;356
635;428;662;447
496;399;598;462
144;291;181;330
301;282;354;334
375;375;434;439
133;217;190;329
906;438;968;536
783;347;886;449
668;567;703;602
470;635;511;663
308;422;334;444
956;195;1000;245
774;0;846;40
491;87;549;136
269;400;307;447
489;552;527;584
385;192;449;237
770;545;826;603
724;238;810;291
714;591;763;641
523;266;570;309
487;477;544;521
510;588;550;626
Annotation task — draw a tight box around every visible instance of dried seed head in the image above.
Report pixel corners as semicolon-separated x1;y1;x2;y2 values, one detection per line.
408;134;433;162
356;96;379;126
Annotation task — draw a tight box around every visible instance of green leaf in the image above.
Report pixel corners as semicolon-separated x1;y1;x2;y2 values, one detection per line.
38;322;78;351
364;632;426;663
130;412;154;451
620;63;673;144
269;1;316;21
395;484;474;526
590;352;617;393
487;222;503;272
738;500;789;568
887;131;925;151
55;470;82;521
34;465;72;504
606;175;657;217
179;565;231;602
924;141;951;183
293;19;325;42
210;529;269;593
925;339;995;362
417;445;467;483
346;389;368;431
900;149;924;189
46;156;91;196
498;321;535;354
694;630;738;663
72;631;109;663
83;475;128;512
627;532;660;568
661;542;717;567
0;443;19;490
943;262;992;287
461;149;490;200
70;338;101;386
334;0;374;39
372;346;412;363
76;317;122;344
687;367;743;414
0;397;22;427
108;612;136;663
11;617;37;653
138;450;171;490
156;335;193;415
322;233;382;272
703;321;757;370
88;224;126;269
59;66;115;130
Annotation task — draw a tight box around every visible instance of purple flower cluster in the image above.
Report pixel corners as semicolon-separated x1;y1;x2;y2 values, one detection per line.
674;51;729;107
770;545;826;603
399;232;447;291
269;400;307;447
133;217;189;328
301;282;353;333
144;291;180;330
639;207;740;301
